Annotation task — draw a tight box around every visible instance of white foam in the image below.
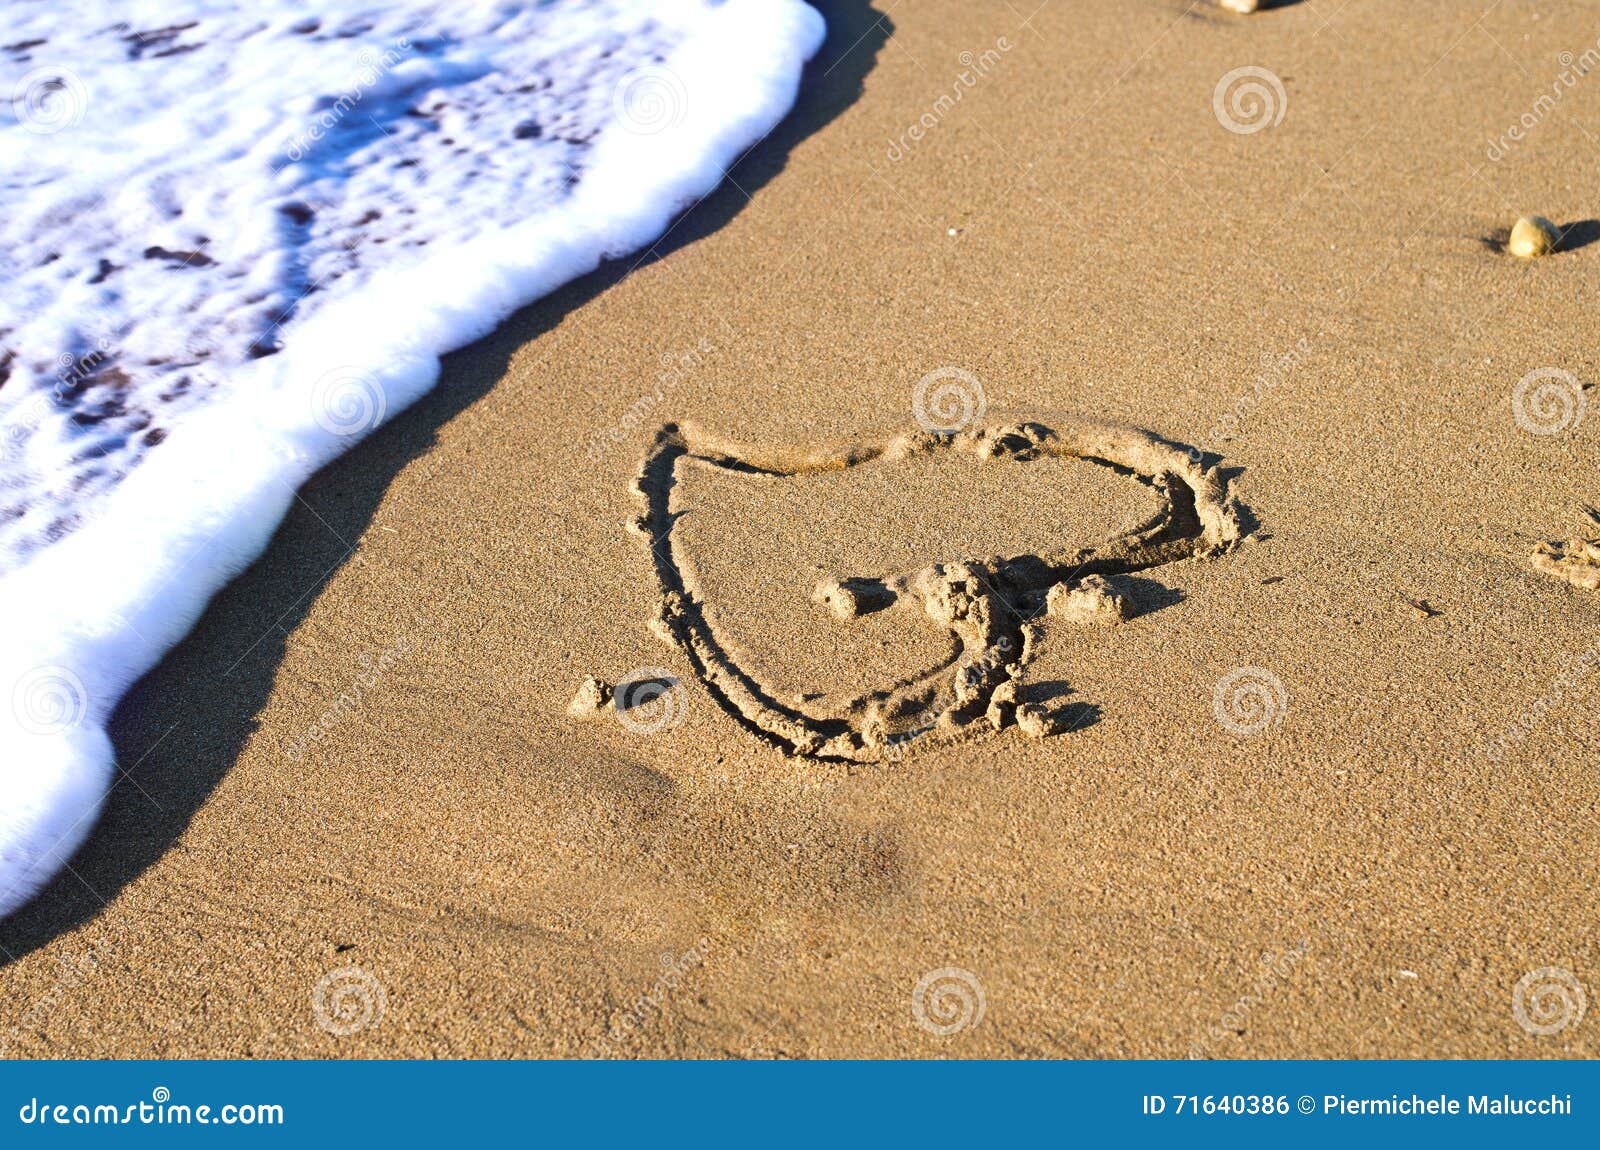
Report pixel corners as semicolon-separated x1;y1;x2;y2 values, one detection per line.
0;0;825;917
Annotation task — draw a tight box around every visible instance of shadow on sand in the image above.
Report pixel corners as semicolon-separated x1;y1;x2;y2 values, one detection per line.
0;1;891;964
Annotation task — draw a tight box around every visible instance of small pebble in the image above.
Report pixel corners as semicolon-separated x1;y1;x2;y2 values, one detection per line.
567;675;612;718
812;577;894;620
1217;0;1259;11
1401;594;1441;619
1508;215;1559;258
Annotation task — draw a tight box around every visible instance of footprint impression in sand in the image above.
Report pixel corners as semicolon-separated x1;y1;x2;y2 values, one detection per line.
620;418;1249;762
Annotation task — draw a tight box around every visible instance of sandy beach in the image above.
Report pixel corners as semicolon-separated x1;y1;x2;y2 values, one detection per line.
3;0;1599;1058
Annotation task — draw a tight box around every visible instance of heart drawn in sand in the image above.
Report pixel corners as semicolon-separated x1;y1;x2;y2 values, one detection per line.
627;417;1249;761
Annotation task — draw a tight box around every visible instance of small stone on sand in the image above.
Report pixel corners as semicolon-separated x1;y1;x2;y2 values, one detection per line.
813;577;895;620
1508;215;1559;259
1217;0;1259;11
568;676;612;718
1046;574;1132;626
1015;703;1068;739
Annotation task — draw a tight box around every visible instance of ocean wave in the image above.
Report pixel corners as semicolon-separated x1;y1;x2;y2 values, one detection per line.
0;0;825;917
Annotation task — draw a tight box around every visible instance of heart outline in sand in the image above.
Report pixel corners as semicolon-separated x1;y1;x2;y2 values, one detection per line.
629;417;1249;761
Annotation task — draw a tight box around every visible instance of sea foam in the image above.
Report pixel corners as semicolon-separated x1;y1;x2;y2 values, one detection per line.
0;0;825;917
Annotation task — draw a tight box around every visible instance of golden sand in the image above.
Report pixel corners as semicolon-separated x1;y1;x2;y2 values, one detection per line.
3;0;1598;1058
